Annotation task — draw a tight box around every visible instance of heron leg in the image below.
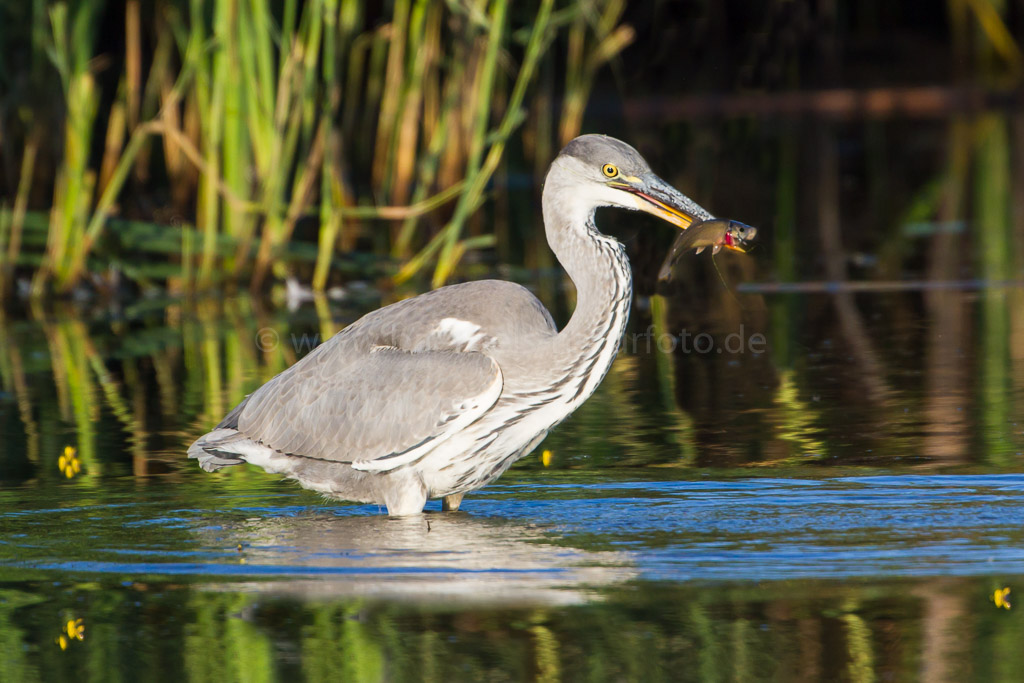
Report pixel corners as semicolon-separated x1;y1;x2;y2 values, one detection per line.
442;492;464;512
384;480;428;516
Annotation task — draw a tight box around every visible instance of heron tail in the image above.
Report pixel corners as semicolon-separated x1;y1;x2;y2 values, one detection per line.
187;429;250;472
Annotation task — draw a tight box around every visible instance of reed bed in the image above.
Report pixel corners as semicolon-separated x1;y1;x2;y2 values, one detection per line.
0;0;633;300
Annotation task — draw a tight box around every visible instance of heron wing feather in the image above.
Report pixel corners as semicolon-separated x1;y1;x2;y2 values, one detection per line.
235;344;502;472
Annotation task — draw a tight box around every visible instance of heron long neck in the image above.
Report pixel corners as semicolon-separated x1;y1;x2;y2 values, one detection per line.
542;177;632;377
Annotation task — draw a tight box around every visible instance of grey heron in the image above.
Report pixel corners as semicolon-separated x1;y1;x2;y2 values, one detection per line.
189;134;718;516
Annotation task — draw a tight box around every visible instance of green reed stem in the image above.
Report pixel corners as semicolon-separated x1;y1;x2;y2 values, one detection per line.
424;0;554;287
10;0;632;296
0;130;39;296
430;0;508;287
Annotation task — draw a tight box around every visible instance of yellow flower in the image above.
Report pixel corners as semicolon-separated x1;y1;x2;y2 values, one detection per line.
65;618;84;640
541;449;553;467
993;587;1011;610
55;617;84;650
58;446;81;479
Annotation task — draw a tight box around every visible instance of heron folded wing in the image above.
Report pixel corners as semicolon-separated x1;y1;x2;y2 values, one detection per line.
236;346;503;472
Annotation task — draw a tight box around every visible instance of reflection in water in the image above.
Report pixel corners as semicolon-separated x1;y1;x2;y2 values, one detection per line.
2;561;1024;680
202;512;633;605
923;120;971;465
1;284;1023;481
924;287;969;463
2;203;1024;482
3;476;1024;680
816;122;891;407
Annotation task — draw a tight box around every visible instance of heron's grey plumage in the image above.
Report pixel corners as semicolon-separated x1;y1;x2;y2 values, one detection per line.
189;134;713;515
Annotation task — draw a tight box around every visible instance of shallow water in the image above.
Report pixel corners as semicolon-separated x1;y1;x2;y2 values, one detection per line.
3;473;1024;680
2;281;1024;680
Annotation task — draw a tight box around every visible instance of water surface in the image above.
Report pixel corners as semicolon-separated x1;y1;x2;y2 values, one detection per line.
3;472;1024;680
2;279;1024;680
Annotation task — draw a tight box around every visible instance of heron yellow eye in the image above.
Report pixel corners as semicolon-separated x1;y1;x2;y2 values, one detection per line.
602;163;618;178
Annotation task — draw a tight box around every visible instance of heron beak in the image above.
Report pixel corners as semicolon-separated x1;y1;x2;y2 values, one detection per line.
610;174;714;230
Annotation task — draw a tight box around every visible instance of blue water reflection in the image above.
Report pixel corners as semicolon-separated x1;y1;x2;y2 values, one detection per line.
5;474;1024;588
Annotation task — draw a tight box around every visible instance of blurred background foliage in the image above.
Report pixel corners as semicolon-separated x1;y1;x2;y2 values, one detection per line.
2;0;1023;301
0;0;637;297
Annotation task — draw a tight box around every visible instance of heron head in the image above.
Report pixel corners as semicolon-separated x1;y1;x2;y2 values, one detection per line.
555;134;714;230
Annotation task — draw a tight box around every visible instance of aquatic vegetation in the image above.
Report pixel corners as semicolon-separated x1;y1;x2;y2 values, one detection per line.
57;445;80;479
55;617;84;650
0;1;632;298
